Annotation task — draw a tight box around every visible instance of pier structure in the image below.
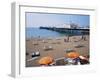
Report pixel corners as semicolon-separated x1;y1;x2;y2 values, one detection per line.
39;23;89;35
39;26;89;35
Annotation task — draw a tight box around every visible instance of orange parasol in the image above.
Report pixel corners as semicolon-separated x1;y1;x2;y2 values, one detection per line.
39;56;53;65
65;51;80;59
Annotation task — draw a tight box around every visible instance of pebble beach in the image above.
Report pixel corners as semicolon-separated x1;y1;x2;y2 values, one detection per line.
26;35;89;67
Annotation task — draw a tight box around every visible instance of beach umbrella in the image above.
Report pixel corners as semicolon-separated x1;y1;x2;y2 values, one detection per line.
65;51;80;59
39;56;53;65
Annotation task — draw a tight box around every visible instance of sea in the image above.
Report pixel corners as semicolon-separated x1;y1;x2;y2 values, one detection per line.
26;27;88;39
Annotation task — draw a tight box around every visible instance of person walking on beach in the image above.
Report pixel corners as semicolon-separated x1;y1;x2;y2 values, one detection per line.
81;35;86;41
67;35;70;42
64;38;67;42
64;35;70;42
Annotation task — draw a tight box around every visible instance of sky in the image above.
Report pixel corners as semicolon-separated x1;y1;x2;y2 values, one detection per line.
26;12;90;28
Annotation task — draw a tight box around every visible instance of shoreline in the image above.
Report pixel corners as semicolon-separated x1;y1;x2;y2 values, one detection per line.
26;34;89;40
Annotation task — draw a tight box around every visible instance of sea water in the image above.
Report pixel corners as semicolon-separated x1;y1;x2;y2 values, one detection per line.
26;27;88;39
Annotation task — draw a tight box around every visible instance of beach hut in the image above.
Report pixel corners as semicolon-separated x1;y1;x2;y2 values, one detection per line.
39;56;53;66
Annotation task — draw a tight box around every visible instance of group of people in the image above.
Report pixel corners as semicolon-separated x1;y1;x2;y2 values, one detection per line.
64;55;89;65
64;35;87;42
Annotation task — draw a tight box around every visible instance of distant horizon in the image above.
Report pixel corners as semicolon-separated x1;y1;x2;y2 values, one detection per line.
26;12;90;28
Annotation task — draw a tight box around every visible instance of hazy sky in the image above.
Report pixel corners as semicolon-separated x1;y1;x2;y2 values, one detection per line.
26;12;89;28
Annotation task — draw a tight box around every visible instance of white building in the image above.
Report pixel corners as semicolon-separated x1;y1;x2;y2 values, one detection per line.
56;23;79;29
56;24;71;28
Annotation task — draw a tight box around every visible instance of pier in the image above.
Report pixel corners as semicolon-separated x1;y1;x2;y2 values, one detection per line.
39;27;89;34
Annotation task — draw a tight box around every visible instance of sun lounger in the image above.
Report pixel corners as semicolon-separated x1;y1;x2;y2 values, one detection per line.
56;42;61;44
56;38;61;40
74;44;84;48
31;51;40;57
27;57;38;62
48;46;52;49
35;51;40;56
55;57;67;65
51;42;61;44
43;46;53;51
32;43;39;45
42;40;48;43
51;42;57;44
64;49;75;53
